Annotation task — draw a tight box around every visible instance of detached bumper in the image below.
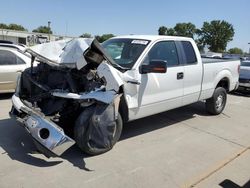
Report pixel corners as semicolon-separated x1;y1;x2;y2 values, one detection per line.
11;94;75;156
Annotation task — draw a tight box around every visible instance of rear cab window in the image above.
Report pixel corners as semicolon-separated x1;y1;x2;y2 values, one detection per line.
180;41;197;65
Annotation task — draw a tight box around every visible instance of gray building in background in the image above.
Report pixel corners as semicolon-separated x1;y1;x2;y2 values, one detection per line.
0;29;74;46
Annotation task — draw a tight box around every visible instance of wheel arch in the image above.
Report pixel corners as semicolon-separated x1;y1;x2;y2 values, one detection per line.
216;77;230;92
118;86;129;123
214;69;233;93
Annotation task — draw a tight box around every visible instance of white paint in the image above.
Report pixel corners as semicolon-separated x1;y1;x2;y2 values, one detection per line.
52;90;117;104
110;35;240;121
97;62;124;92
29;38;94;69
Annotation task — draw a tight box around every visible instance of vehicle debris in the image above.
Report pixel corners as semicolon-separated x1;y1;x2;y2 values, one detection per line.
11;38;124;156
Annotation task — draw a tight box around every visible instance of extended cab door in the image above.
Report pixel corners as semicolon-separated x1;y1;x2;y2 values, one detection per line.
134;40;184;119
176;41;203;105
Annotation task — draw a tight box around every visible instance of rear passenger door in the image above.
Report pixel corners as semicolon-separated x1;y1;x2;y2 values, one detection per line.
177;41;203;105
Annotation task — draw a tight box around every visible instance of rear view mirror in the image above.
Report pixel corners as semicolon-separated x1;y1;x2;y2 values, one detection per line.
140;60;167;74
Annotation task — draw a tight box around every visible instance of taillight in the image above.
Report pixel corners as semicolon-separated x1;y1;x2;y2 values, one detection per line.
238;65;240;74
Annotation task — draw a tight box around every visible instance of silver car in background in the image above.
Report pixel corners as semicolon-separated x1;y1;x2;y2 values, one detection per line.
0;44;32;93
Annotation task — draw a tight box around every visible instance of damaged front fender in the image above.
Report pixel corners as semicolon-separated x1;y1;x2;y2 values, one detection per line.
10;38;129;157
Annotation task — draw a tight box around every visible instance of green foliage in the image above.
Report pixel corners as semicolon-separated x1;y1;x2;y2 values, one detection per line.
198;20;234;52
174;22;196;38
0;23;8;29
158;26;168;35
32;26;53;34
228;47;243;55
0;23;27;31
158;23;196;38
158;20;235;53
79;33;92;38
95;34;115;43
158;26;175;36
167;28;175;36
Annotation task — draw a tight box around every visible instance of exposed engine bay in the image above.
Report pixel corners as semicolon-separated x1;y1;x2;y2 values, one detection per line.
11;38;125;157
20;63;103;117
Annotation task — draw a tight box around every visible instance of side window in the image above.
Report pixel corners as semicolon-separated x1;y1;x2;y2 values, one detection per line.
147;41;179;67
16;56;26;65
181;41;197;64
0;50;17;65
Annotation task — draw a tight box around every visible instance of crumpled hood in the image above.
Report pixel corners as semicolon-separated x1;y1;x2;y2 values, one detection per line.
27;38;114;70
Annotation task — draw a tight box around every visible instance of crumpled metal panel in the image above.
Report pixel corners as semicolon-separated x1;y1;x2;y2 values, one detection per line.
24;114;75;156
97;63;124;92
27;38;94;69
52;90;117;104
11;94;75;156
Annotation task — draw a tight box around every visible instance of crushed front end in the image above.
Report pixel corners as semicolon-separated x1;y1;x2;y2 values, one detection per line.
10;38;124;157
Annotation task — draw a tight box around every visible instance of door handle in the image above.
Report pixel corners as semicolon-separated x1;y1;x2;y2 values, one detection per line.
16;70;22;73
177;72;184;80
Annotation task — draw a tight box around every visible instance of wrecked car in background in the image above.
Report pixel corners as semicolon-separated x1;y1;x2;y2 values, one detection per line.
10;35;240;157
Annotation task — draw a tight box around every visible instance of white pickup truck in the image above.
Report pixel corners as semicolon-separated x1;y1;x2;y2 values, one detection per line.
10;35;240;157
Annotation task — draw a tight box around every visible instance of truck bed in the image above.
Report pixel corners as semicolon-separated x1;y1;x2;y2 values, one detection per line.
202;57;239;64
199;58;240;101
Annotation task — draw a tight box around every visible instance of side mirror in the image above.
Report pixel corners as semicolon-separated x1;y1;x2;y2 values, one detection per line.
140;60;167;74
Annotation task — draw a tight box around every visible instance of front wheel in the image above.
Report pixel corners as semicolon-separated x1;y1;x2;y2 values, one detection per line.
74;105;123;155
205;87;227;115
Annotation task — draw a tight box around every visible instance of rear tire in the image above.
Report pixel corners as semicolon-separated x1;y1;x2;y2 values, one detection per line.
206;87;227;115
74;106;123;155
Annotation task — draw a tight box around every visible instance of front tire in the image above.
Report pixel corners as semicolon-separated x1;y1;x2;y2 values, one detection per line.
74;106;123;155
206;87;227;115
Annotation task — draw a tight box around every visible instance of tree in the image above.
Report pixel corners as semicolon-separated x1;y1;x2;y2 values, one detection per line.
8;24;27;31
174;22;196;38
95;34;115;43
167;28;175;36
228;47;243;55
79;33;92;38
158;26;175;36
158;26;168;35
0;23;8;29
158;23;196;38
198;20;234;52
0;23;27;31
32;26;53;34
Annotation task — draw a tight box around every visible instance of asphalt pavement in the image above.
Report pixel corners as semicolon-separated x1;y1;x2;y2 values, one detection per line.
0;92;250;188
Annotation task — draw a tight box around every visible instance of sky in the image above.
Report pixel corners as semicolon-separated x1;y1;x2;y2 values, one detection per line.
0;0;249;52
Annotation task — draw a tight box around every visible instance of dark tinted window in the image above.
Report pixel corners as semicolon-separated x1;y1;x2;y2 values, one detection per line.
0;50;16;65
181;41;197;64
147;41;179;66
0;50;25;65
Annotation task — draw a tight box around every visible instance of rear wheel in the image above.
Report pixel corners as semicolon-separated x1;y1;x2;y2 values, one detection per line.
206;87;227;115
74;106;123;155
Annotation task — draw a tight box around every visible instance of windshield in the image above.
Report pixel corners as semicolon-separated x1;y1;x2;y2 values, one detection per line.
241;61;250;67
102;38;150;69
